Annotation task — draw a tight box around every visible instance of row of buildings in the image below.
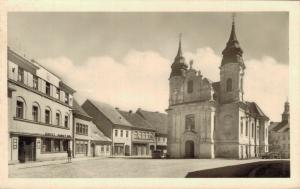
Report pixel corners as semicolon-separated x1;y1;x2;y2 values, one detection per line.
7;47;167;164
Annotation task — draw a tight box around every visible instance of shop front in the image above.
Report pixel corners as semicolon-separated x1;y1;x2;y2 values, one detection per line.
75;139;89;156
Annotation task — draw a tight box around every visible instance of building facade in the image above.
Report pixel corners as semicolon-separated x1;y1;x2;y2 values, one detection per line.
167;19;269;159
8;48;75;163
269;101;290;158
136;109;168;155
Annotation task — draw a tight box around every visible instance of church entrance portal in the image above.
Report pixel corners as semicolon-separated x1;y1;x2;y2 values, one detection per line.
185;140;195;158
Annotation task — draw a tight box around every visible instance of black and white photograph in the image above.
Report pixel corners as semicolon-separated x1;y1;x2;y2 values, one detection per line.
1;1;300;189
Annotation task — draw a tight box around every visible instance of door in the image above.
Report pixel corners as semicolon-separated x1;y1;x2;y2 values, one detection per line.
18;137;36;163
185;140;195;158
125;145;130;156
91;143;95;157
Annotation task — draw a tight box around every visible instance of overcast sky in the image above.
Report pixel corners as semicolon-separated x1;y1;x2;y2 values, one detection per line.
8;12;289;121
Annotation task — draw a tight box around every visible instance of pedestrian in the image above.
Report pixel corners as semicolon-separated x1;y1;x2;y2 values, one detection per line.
67;147;72;163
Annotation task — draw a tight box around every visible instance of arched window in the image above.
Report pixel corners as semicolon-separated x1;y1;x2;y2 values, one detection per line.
226;78;232;92
16;96;26;119
32;102;41;122
45;106;52;124
55;110;61;126
64;113;69;128
187;80;193;93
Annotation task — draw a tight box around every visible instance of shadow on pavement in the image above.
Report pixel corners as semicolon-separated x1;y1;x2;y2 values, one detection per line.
185;160;290;178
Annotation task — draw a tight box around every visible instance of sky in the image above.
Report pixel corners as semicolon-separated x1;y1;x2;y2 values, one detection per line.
8;12;289;121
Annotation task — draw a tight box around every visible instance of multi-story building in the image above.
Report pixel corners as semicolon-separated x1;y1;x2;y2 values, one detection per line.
136;109;168;155
167;18;269;159
269;101;290;158
82;99;133;156
8;47;75;163
118;110;156;157
72;99;112;158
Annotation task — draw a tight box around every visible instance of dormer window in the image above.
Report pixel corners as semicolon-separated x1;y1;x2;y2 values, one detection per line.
226;78;232;92
46;82;51;95
65;93;69;104
33;76;38;90
187;80;193;93
18;68;24;83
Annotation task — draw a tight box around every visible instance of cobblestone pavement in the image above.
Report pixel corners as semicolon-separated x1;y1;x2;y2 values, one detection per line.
9;158;272;178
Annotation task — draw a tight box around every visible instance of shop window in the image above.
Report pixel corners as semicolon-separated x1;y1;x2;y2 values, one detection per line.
101;145;104;152
46;82;51;96
106;145;109;152
42;138;51;152
33;75;38;90
63;140;68;151
187;80;193;93
185;114;195;131
32;105;39;122
16;100;24;119
54;139;61;152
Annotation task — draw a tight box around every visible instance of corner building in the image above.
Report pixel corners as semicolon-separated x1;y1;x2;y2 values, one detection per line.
167;19;269;159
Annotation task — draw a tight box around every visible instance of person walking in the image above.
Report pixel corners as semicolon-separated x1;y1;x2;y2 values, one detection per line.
67;147;72;163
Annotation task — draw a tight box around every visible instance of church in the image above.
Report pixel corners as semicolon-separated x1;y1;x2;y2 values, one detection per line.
166;18;270;159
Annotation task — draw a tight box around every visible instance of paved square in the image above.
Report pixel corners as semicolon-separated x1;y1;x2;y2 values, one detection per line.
9;158;272;178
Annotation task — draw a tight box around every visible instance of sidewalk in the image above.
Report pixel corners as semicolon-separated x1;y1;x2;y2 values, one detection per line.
9;156;108;170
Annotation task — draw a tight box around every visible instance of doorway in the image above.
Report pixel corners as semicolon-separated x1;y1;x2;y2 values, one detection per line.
185;140;195;158
18;136;36;163
91;143;95;157
125;145;130;156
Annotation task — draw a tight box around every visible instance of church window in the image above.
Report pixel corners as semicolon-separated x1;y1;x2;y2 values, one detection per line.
226;78;232;92
185;114;195;131
187;80;193;93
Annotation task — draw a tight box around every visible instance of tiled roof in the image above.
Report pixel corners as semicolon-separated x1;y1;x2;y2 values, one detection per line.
90;122;112;142
269;122;280;131
118;110;156;132
272;120;289;132
73;99;92;120
87;99;133;127
246;101;269;120
136;109;168;135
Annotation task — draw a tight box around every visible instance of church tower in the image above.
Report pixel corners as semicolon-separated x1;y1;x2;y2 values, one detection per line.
169;35;188;105
219;16;245;104
282;100;290;122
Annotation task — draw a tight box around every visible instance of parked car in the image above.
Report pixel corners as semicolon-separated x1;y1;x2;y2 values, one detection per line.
261;152;281;159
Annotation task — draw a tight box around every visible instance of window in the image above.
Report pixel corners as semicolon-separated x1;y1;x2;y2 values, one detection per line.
106;145;109;152
64;115;69;128
54;139;61;152
42;138;52;152
32;106;39;122
226;78;232;92
46;82;51;95
101;145;104;152
251;123;254;138
245;121;248;136
16;101;24;119
56;87;60;99
65;93;69;104
115;130;118;137
120;130;123;137
185;114;195;131
187;80;193;93
240;119;243;135
56;112;61;126
126;131;129;138
33;76;38;90
18;68;24;83
45;109;51;124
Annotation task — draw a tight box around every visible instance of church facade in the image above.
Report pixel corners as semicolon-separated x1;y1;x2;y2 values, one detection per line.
167;19;270;159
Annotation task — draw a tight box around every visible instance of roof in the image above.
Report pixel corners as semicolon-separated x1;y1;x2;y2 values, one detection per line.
87;99;133;127
136;109;168;135
118;110;156;132
73;99;92;120
246;101;269;120
269;122;280;131
90;122;112;142
272;120;289;132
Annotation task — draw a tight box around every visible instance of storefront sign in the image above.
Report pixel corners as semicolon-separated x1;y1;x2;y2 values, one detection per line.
44;133;71;138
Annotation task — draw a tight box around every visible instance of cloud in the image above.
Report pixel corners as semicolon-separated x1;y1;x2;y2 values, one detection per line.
38;48;288;121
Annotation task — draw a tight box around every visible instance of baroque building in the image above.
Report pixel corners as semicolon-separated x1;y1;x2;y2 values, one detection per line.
167;18;270;159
